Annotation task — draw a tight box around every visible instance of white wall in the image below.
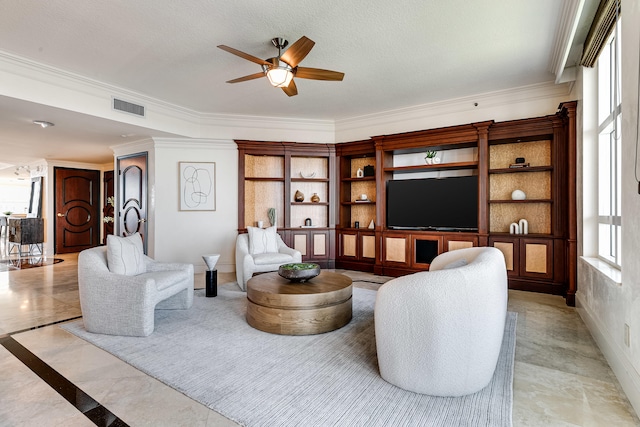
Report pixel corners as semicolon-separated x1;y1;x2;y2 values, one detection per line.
575;0;640;415
149;138;238;273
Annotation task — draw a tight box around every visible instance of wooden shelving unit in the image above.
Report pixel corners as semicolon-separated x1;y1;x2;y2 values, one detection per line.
236;140;336;268
239;101;578;305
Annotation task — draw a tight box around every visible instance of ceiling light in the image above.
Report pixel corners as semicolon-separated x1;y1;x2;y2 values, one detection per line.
265;63;294;88
33;120;54;128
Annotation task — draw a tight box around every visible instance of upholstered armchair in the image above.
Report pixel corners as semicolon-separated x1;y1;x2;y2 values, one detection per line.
77;234;194;337
374;247;508;396
235;226;302;291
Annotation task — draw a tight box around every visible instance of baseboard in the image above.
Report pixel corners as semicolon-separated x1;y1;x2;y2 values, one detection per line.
576;292;640;417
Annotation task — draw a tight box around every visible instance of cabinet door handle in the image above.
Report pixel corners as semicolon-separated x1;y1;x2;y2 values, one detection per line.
57;213;65;217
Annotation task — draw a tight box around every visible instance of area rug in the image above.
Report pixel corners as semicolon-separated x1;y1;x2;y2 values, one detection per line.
62;283;516;427
0;258;63;271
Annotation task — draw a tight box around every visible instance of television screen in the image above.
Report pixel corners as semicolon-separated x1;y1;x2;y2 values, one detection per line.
386;176;478;231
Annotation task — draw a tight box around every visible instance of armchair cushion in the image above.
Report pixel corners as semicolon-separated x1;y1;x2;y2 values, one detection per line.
252;252;295;265
106;233;145;276
248;226;279;254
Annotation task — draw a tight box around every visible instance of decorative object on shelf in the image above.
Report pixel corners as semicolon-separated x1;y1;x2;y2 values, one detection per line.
509;157;530;168
356;168;364;178
509;222;520;234
268;208;277;226
3;211;12;216
363;165;375;177
300;171;317;179
508;219;528;235
311;193;320;203
432;156;441;164
518;218;529;235
360;194;368;200
294;190;305;202
368;219;375;229
305;218;312;226
424;150;438;164
257;220;264;228
278;263;321;282
354;221;360;228
511;189;526;200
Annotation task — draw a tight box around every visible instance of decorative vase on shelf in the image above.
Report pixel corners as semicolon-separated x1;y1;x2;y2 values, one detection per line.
356;168;364;178
294;190;304;202
311;193;320;203
425;157;433;165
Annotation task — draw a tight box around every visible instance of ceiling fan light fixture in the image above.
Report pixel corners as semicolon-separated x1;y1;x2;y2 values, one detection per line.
266;66;294;88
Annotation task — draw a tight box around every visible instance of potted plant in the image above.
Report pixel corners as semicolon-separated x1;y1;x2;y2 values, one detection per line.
424;150;438;165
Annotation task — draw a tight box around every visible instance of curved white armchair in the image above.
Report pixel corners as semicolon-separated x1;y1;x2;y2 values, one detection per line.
375;247;508;396
235;231;302;291
78;246;194;337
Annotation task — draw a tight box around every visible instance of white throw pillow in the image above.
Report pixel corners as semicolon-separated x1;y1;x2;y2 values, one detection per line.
247;226;279;254
443;258;468;270
106;233;146;275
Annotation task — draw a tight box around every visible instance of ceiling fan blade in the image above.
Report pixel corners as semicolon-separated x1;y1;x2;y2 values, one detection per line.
226;72;266;84
280;36;315;68
217;45;272;66
295;67;345;81
282;79;298;97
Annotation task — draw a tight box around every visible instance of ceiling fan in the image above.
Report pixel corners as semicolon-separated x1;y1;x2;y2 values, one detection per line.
217;36;344;97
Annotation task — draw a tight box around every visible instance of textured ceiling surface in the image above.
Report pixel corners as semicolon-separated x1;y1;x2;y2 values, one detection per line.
0;0;562;119
0;0;574;179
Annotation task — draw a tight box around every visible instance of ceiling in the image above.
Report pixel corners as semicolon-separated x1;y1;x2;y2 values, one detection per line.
0;0;595;182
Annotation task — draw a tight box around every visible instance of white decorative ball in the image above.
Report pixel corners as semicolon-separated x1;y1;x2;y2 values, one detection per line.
511;190;526;200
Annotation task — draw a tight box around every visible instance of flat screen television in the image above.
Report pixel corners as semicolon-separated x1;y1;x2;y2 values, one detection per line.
386;175;478;231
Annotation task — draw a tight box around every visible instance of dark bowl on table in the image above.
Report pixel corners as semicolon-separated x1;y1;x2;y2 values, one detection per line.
278;263;321;282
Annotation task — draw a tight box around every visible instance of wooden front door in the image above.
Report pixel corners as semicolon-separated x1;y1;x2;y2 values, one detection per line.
117;153;148;252
54;167;100;254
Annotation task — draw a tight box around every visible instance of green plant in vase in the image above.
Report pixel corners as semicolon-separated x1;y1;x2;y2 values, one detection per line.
424;150;438;165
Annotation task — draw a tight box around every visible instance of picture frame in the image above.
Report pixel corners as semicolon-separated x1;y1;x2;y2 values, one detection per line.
27;177;43;218
179;162;216;211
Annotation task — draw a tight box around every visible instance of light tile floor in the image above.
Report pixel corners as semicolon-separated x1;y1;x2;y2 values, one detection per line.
0;245;638;426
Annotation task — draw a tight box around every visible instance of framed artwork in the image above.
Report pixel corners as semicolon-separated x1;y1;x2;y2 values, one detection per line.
179;162;216;211
27;177;43;218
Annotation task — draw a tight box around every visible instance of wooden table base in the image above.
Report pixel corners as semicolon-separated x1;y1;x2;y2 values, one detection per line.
246;271;353;335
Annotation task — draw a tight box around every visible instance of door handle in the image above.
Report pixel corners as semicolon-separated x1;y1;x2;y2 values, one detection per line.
57;213;65;217
138;218;147;223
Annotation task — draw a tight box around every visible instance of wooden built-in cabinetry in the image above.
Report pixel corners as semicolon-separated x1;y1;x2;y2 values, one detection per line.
236;140;336;268
237;101;577;305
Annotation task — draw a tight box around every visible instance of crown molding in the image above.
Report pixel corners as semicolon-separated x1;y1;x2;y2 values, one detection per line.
335;81;574;136
549;0;585;83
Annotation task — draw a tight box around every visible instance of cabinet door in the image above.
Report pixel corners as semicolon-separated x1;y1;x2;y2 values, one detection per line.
443;234;478;252
292;229;330;262
383;233;410;267
519;238;553;280
489;237;520;277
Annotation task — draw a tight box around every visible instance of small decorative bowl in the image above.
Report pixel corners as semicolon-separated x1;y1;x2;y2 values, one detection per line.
278;263;321;282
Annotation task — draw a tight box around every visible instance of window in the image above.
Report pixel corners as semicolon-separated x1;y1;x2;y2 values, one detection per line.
596;22;622;267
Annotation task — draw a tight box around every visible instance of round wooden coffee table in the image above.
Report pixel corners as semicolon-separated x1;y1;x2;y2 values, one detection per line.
246;271;353;335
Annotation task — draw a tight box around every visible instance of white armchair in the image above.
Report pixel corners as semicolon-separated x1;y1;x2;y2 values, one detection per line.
374;247;508;396
235;227;302;291
78;243;194;337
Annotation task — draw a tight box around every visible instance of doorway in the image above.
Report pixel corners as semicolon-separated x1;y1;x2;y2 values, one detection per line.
54;167;100;254
117;152;148;252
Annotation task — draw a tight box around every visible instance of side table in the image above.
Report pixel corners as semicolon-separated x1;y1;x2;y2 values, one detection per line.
206;269;217;297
